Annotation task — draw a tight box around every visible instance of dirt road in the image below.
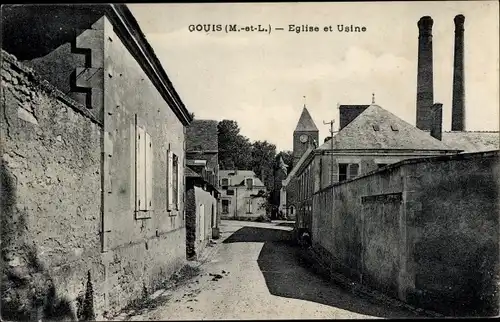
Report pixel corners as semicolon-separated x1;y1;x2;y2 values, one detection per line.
118;220;423;320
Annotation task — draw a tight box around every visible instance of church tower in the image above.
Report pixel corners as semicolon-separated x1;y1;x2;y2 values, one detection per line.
293;105;319;165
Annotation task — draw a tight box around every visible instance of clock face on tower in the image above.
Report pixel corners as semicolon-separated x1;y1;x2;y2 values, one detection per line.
299;134;309;143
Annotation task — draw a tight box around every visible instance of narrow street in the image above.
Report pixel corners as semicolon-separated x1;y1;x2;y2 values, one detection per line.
119;220;423;320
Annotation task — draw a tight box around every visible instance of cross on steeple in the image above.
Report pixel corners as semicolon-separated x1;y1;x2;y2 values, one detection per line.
303;95;307;107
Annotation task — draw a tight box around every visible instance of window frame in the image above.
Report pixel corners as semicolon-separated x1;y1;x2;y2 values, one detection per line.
245;177;254;190
221;199;230;214
167;149;181;214
246;197;252;214
135;116;153;219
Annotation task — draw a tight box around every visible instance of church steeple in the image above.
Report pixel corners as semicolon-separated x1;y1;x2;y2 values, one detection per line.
294;106;319;132
292;102;319;164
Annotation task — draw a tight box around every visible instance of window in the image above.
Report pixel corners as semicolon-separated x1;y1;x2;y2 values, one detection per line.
289;206;295;215
221;178;229;187
339;163;359;181
211;203;216;228
246;198;252;213
245;178;253;190
226;189;235;196
338;163;349;182
222;199;230;214
135;120;153;216
348;164;359;179
167;150;180;212
199;204;205;241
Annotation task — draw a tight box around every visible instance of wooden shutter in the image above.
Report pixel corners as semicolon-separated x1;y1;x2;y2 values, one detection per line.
136;125;146;211
348;163;359;180
145;133;153;211
167;150;173;211
177;158;181;210
199;204;205;241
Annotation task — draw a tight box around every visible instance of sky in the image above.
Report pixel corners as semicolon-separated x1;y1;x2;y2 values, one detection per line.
128;1;499;151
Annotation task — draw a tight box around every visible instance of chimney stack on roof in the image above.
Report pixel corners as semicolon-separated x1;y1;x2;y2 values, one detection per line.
451;14;466;131
430;103;443;141
416;16;434;131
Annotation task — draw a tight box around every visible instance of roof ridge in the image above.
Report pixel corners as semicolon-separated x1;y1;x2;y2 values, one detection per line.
294;107;319;132
319;104;459;151
444;130;500;133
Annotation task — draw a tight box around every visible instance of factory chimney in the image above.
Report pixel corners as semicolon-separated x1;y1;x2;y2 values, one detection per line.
430;103;443;141
451;14;466;131
416;16;434;131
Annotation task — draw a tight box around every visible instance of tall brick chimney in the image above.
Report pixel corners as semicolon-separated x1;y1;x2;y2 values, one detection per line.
416;16;434;131
451;14;466;131
430;103;443;141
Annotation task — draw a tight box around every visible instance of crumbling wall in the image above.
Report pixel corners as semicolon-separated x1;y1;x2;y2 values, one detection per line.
312;151;500;317
1;51;104;320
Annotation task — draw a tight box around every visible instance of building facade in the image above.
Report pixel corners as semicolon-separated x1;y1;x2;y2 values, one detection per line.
1;4;193;319
218;170;267;220
284;103;462;236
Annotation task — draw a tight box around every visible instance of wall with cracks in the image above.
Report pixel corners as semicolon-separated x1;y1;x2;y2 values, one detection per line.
312;151;500;317
1;50;105;320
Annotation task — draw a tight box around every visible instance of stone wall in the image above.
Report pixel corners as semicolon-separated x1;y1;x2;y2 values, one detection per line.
1;8;190;318
185;183;216;259
1;51;105;320
312;151;499;317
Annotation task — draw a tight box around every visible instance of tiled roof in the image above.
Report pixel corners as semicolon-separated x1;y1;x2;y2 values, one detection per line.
185;166;201;178
294;106;319;132
318;104;459;151
186;119;219;151
441;131;499;153
218;170;266;187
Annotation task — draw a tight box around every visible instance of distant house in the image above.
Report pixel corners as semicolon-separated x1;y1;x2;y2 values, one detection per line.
218;170;267;220
185;120;220;260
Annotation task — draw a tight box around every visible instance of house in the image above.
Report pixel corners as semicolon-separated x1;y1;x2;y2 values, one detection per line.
284;103;462;236
185;120;220;260
1;4;192;319
218;170;267;220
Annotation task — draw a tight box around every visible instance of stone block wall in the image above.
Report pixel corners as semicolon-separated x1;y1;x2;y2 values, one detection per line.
312;151;500;317
1;51;105;320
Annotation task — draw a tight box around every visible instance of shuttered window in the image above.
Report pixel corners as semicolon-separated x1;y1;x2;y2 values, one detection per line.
167;150;180;212
135;121;153;215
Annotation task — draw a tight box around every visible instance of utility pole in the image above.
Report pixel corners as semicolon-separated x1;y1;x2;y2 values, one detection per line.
323;119;335;185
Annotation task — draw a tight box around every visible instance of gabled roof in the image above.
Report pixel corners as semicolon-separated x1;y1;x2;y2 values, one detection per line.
318;104;459;151
294;106;319;132
441;131;499;153
218;170;266;187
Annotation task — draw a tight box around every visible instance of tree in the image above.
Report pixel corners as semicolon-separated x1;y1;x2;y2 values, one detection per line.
251;140;276;192
218;120;252;170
